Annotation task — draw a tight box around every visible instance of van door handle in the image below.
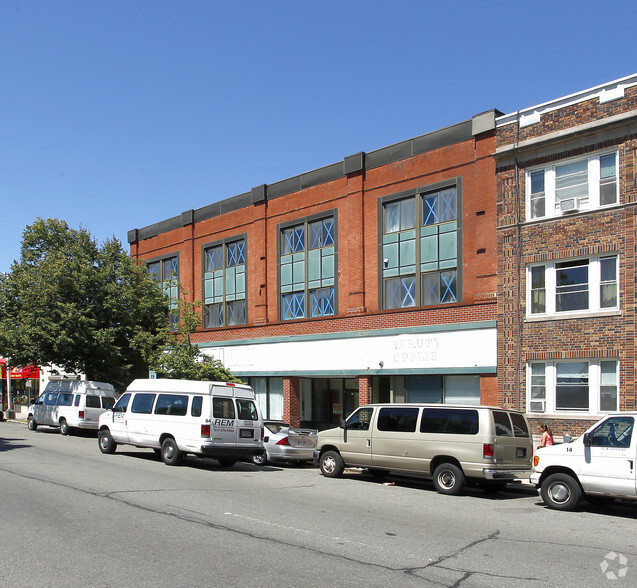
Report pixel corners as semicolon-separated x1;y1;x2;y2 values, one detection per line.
629;460;634;471
367;439;370;448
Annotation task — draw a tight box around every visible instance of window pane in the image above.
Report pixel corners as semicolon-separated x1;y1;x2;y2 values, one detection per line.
206;246;223;271
600;361;618;411
438;187;457;223
530;266;546;314
493;412;513;437
440;270;457;304
444;375;480;405
406;375;442;403
400;198;415;230
421;408;479;434
530;363;546;400
310;287;334;317
600;153;616;179
555;159;588;202
556;260;588;311
385;202;399;233
377;407;418;432
213;397;235;419
556;362;589;410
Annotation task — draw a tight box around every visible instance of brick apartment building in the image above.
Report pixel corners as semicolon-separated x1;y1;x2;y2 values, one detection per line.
495;73;637;437
129;111;500;429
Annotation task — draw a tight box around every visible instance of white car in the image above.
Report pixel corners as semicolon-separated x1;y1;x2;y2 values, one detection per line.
252;422;317;466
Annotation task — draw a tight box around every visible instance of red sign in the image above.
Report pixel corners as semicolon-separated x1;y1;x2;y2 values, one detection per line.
9;365;40;379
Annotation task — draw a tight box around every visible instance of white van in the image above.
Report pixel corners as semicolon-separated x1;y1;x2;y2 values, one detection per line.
530;412;637;510
97;379;264;467
315;403;533;494
28;381;117;435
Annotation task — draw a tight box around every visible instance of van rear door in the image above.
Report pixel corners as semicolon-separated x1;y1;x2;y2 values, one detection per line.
492;411;531;468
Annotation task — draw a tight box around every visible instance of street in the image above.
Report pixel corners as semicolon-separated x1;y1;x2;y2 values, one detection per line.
0;421;635;587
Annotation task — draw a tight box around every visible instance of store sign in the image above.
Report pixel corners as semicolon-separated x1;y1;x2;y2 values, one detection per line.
10;365;40;379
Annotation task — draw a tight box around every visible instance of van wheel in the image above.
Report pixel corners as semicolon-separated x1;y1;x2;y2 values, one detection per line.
59;419;70;436
98;429;117;454
540;473;582;511
433;463;465;495
252;452;268;466
161;437;183;466
319;451;344;478
218;458;237;467
28;416;38;431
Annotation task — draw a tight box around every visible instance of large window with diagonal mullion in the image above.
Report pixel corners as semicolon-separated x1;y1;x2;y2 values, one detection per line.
203;238;247;328
381;183;459;309
280;216;336;320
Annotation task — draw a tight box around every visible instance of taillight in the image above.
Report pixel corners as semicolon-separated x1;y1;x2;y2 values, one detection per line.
275;437;290;446
201;424;210;437
261;427;264;440
79;411;85;419
483;443;494;459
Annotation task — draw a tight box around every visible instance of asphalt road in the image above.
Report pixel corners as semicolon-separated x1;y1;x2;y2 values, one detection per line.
0;421;635;587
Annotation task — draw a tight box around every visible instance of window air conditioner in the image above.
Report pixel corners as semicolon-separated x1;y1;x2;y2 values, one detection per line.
529;400;546;412
560;198;580;213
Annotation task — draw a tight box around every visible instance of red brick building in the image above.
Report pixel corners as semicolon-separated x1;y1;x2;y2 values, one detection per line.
495;74;637;437
129;111;500;428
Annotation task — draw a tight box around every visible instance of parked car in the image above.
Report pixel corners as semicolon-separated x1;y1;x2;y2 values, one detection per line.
314;404;533;494
530;412;637;510
28;381;117;435
252;421;317;466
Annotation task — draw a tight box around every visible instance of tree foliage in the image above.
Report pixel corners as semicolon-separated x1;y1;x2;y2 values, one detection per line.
0;219;169;391
150;288;242;383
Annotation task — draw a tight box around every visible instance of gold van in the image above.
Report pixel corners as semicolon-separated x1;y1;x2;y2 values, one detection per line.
314;404;533;494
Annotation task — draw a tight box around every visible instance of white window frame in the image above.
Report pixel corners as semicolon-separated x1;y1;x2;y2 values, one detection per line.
527;360;619;415
525;150;618;220
526;254;618;319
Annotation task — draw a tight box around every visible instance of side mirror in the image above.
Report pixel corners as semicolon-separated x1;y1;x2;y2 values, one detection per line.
583;432;591;447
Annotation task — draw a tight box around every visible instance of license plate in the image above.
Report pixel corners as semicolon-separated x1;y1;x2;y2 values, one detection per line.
240;429;254;439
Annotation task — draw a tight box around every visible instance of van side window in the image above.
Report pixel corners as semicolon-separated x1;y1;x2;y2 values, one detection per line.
131;393;156;415
86;396;101;409
377;407;418;432
154;394;188;416
191;396;203;417
591;416;634;447
213;398;235;419
74;395;81;407
102;397;115;409
510;413;530;438
44;393;58;406
113;393;131;413
421;408;479;435
346;407;374;431
236;400;258;420
493;411;513;437
57;393;73;406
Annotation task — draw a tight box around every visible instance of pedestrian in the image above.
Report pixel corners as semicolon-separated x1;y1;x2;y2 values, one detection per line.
540;424;553;447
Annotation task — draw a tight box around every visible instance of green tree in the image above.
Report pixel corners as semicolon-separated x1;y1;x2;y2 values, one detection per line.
151;288;242;383
0;218;169;391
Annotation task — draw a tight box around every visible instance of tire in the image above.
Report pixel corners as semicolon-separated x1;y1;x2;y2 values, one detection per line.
59;419;70;436
540;473;582;511
433;463;465;495
98;429;117;454
217;458;237;467
252;452;268;466
27;415;38;431
319;450;345;478
152;448;162;457
161;437;183;466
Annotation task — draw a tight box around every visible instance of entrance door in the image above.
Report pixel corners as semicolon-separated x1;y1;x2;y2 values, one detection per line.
579;416;636;496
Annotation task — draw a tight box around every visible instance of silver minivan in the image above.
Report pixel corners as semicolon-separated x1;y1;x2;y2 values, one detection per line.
314;404;533;494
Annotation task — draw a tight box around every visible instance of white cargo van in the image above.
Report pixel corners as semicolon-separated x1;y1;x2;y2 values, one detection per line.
97;379;264;467
28;381;117;435
314;403;533;495
530;412;637;510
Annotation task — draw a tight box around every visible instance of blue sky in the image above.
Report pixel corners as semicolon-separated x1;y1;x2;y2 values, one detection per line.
1;0;635;273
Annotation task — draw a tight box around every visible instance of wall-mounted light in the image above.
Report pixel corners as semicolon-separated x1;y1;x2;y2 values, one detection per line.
379;361;384;368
